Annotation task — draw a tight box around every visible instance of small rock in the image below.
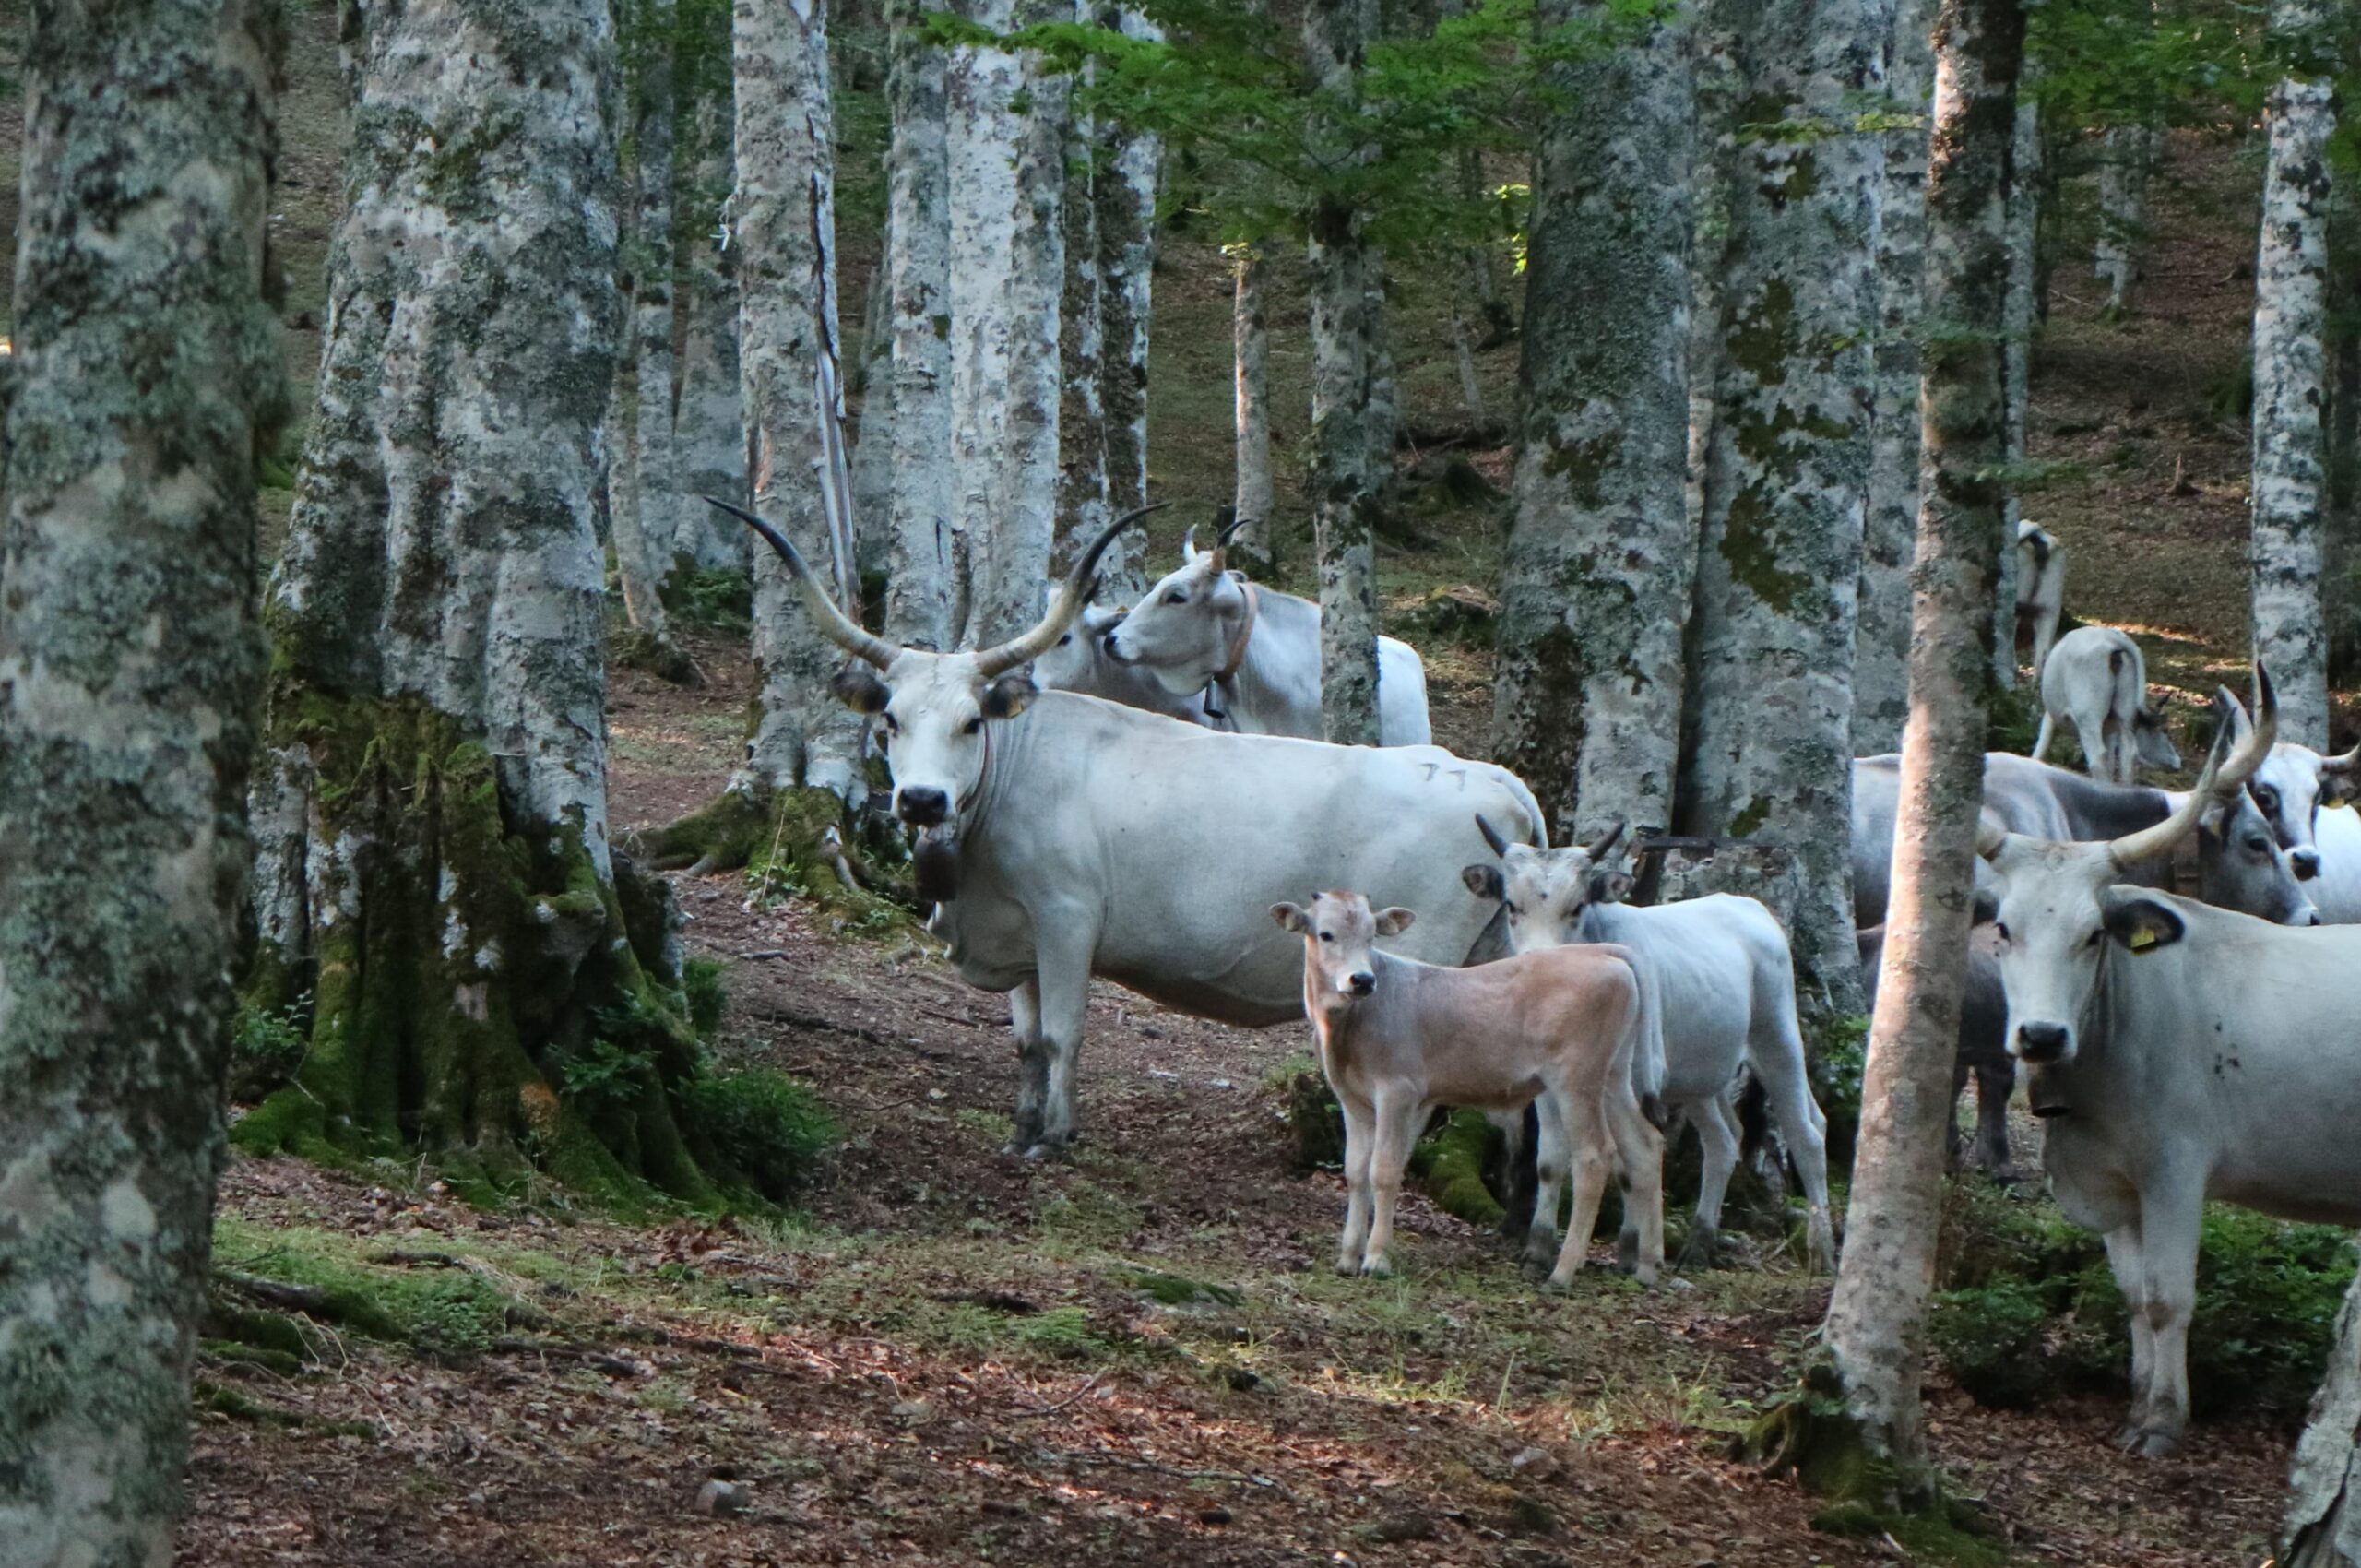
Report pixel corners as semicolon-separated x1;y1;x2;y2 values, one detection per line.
694;1479;751;1517
1366;1510;1436;1543
1220;1366;1260;1392
1199;1505;1233;1526
1509;1445;1551;1472
890;1397;935;1426
1141;1025;1165;1039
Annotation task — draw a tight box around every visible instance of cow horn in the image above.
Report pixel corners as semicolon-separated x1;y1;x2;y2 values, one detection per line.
1975;809;2009;860
2207;659;2277;802
1181;524;1203;563
974;502;1168;679
1585;819;1627;861
1475;813;1512;859
2323;734;2361;777
1217;510;1252;550
1203;505;1238;575
705;495;896;670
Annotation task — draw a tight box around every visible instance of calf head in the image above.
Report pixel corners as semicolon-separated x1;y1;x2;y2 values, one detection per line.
1104;514;1255;696
1033;603;1127;695
1459;816;1631;955
2246;735;2361;880
1981;664;2273;1067
703;496;1161;895
1272;891;1415;1002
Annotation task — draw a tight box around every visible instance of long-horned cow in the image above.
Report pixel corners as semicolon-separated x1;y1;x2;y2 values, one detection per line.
1273;890;1666;1286
703;497;1546;1158
2239;729;2361;921
1977;664;2361;1456
1461;820;1838;1274
1098;518;1434;744
2032;624;2178;785
1031;603;1206;726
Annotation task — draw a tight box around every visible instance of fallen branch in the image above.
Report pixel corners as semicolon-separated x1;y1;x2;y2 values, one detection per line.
1010;1372;1104;1418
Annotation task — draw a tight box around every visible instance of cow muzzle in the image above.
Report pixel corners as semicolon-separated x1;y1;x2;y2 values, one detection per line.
896;785;950;828
2013;1020;2072;1064
2293;849;2321;881
1343;971;1375;997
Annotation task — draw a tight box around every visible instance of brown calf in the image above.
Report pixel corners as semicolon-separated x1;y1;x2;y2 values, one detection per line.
1271;891;1667;1287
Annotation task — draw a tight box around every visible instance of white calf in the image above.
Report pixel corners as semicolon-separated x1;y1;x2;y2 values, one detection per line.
2034;624;2178;786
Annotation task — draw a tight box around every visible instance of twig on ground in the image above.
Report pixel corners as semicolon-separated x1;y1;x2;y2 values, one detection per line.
1009;1372;1104;1418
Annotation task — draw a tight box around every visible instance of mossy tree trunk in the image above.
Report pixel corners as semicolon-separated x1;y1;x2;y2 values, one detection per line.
673;37;750;573
1231;237;1276;573
2286;1267;2361;1566
1994;78;2037;676
0;0;284;1556
1804;0;2023;1492
882;0;956;648
2094;120;2154;318
1490;0;1699;844
1093;1;1163;596
248;0;720;1206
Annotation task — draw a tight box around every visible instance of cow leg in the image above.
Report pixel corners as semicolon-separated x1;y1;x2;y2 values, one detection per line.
1523;1095;1571;1277
2072;708;2109;781
1494;1105;1540;1243
1600;1084;1666;1287
1975;1058;2017;1181
1007;980;1048;1155
1750;1016;1839;1273
1335;1093;1376;1276
2032;710;2058;765
2129;1182;2204;1457
1546;1085;1618;1291
1360;1089;1427;1278
1025;920;1098;1159
1946;1053;1971;1170
2102;1223;2156;1445
1619;1107;1682;1273
1676;1093;1741;1271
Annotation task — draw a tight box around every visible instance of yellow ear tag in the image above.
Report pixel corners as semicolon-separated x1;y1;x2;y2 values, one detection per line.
2128;927;2157;953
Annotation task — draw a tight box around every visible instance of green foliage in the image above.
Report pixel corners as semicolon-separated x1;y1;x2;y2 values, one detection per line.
229;991;312;1102
559;1037;656;1118
662;564;753;630
1928;1277;2054;1408
679;1068;836;1202
1809;1015;1869;1175
214;1221;540;1360
682;956;727;1040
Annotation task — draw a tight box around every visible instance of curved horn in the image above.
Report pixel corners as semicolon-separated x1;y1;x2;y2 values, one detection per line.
1585;819;1628;861
2322;733;2361;777
1975;809;2009;860
705;495;896;669
2204;660;2277;802
1181;523;1203;563
974;502;1169;679
1217;511;1252;550
1204;505;1237;575
1475;813;1512;859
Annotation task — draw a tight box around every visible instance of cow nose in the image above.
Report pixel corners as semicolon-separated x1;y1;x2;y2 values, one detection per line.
1347;971;1375;996
2308;909;2324;927
2015;1021;2070;1063
896;786;949;828
1103;632;1130;662
2293;849;2321;880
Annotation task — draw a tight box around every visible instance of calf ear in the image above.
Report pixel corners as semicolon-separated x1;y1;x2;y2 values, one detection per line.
1270;902;1310;933
832;665;890;714
1373;907;1417;937
2101;891;2186;955
1461;864;1505;902
980;672;1038;719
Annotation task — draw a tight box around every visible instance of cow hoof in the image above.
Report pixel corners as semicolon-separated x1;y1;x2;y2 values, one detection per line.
1519;1253;1554;1280
1359;1257;1394;1280
1021;1141;1067;1163
1673;1229;1721;1271
2126;1427;2181;1459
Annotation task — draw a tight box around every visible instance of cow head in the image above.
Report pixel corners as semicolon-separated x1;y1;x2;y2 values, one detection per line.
1459;816;1630;955
2130;695;2181;774
1033;603;1128;695
2189;690;2326;918
1272;890;1415;1002
1981;664;2278;1067
1104;513;1255;697
2244;731;2361;881
703;497;1159;887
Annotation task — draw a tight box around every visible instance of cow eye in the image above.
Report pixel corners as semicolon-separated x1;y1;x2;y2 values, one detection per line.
1057;633;1072;647
1318;932;1334;944
1164;590;1187;605
2247;836;2271;854
963;717;984;735
2256;788;2277;809
1992;921;2010;944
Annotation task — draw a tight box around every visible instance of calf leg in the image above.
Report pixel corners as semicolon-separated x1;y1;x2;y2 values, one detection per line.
1974;1059;2016;1181
2033;710;2058;765
1676;1092;1741;1270
1523;1096;1571;1277
1494;1105;1540;1243
1601;1085;1666;1287
1360;1090;1429;1278
1545;1085;1618;1290
1750;1011;1839;1273
1335;1094;1376;1276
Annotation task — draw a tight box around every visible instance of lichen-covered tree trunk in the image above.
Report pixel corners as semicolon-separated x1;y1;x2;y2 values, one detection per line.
1856;0;1936;754
1056;58;1113;583
2094;121;2154;317
248;0;716;1205
1091;2;1161;600
1683;0;1885;1025
883;0;955;648
848;256;897;578
1490;0;1698;843
1994;81;2038;675
1305;0;1383;747
606;371;694;682
947;0;1069;648
736;0;863;795
673;80;750;570
2248;0;2339;748
2286;1268;2361;1567
1366;249;1399;497
1232;239;1276;572
0;3;282;1557
630;0;683;595
1817;0;2021;1485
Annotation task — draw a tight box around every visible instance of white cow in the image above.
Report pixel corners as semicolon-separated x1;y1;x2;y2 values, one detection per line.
2033;624;2178;785
1977;664;2360;1456
2016;519;2066;678
1103;520;1433;744
1032;603;1208;726
701;497;1545;1158
1461;819;1838;1275
2240;731;2361;921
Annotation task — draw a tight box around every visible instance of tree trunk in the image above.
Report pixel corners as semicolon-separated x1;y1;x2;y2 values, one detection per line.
0;3;281;1557
1683;0;1884;1027
848;255;897;580
2094;122;2153;317
673;73;750;571
1815;0;2023;1488
1490;0;1698;843
1305;0;1383;747
1857;0;1936;755
1056;50;1113;584
1995;80;2039;676
246;0;719;1205
2248;0;2339;748
2326;220;2361;683
2286;1267;2361;1567
1092;3;1162;600
946;0;1069;648
607;370;695;682
883;0;955;648
736;0;863;797
1366;249;1399;499
1232;239;1277;573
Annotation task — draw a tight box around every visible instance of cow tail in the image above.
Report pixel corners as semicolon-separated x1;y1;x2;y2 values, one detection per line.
1627;957;1668;1127
1735;1073;1771;1168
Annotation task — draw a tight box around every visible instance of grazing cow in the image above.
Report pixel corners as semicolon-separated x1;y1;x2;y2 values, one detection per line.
1851;711;2317;930
2238;731;2361;921
1273;890;1667;1286
1461;820;1838;1274
1104;520;1433;744
1856;922;2014;1181
2033;625;2178;785
702;497;1546;1158
1032;603;1208;726
1975;665;2361;1455
2017;520;2066;678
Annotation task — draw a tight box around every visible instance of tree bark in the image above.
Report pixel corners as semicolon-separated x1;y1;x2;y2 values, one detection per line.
249;0;717;1204
0;2;281;1557
1857;0;1936;754
2248;0;2339;748
1683;0;1886;1026
673;71;750;571
883;0;955;648
1232;239;1276;572
1995;80;2038;675
1092;2;1161;600
735;0;863;795
2094;121;2154;317
1366;249;1399;498
606;370;694;681
1491;0;1698;843
1305;0;1383;747
1819;0;2022;1484
848;255;897;579
946;0;1069;648
2285;1266;2361;1567
1056;46;1113;584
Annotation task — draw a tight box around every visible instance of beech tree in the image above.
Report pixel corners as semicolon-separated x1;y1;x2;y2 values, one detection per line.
0;0;283;1556
672;7;750;571
2286;1269;2361;1566
2093;120;2154;316
1231;238;1277;571
882;0;956;648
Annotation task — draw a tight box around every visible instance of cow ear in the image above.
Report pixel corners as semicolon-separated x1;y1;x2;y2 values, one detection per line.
1270;902;1310;933
833;665;890;714
1461;864;1504;902
1971;888;1999;926
2325;775;2356;809
1604;873;1635;903
1373;906;1417;937
2102;891;2186;955
980;672;1038;719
